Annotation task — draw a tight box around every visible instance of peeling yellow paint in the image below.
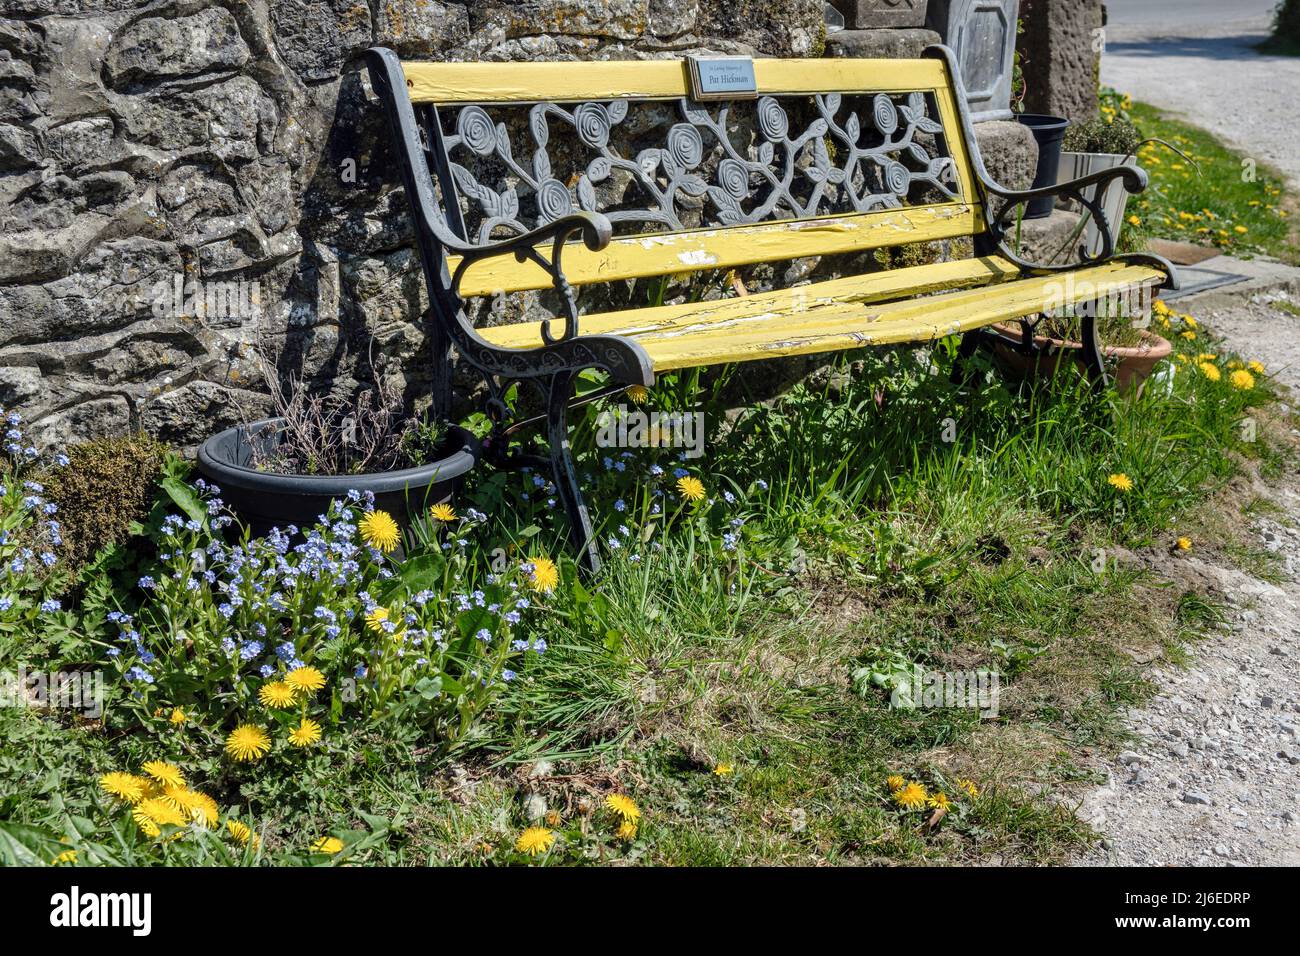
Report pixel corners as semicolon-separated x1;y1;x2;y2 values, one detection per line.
480;259;1167;372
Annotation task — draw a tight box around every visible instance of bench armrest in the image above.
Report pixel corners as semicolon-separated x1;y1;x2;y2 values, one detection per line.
921;45;1153;274
448;212;613;346
983;164;1148;270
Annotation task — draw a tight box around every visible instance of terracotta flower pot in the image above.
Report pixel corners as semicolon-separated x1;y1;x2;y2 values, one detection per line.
990;323;1173;395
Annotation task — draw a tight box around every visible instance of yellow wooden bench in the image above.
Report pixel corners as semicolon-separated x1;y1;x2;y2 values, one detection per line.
365;46;1177;571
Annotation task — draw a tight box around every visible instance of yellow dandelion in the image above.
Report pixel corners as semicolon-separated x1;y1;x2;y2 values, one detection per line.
1107;473;1134;493
359;510;401;552
957;778;980;800
52;849;77;865
285;666;326;695
1180;330;1197;340
928;792;952;812
1198;361;1221;382
1176;537;1193;552
625;384;648;403
1127;214;1141;227
429;502;457;523
713;763;734;777
258;681;298;708
1184;316;1199;329
168;707;188;725
1235;225;1248;234
528;556;559;593
515;826;555;856
288;718;322;748
141;760;184;790
893;781;929;810
1153;299;1170;316
1248;360;1265;375
187;791;220;828
885;774;906;792
224;724;271;762
312;836;344;854
134;797;186;830
366;606;390;632
616;820;638;841
99;772;147;804
1229;369;1256;390
676;475;705;502
605;793;641;822
226;819;252;845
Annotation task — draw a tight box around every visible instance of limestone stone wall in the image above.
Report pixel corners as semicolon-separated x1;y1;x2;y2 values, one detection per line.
0;0;822;448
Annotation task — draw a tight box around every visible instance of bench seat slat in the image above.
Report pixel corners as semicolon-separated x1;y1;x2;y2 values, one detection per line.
452;205;985;296
479;259;1166;372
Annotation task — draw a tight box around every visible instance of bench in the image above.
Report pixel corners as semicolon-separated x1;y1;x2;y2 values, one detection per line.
364;45;1178;572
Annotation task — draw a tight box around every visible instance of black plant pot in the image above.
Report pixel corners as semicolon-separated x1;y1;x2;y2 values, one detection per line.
1016;113;1071;220
197;418;479;535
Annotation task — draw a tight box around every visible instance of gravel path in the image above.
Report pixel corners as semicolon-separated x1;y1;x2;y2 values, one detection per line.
1100;6;1300;190
1077;279;1300;866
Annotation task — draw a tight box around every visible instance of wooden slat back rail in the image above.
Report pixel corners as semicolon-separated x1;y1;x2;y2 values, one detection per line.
395;58;983;296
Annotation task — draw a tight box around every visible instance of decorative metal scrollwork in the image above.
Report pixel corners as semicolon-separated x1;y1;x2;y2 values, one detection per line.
438;90;962;245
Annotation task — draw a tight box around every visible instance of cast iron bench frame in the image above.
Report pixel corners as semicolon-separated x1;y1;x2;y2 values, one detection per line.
364;44;1178;572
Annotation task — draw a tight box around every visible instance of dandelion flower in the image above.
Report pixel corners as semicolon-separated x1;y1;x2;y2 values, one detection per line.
626;385;648;403
605;793;641;822
134;797;186;830
224;724;271;762
52;849;77;865
1248;360;1265;375
1127;214;1141;227
885;775;906;793
366;606;390;633
928;792;952;812
1107;473;1134;493
226;819;252;845
429;503;457;523
892;781;928;810
289;718;322;748
141;760;184;790
1229;369;1256;390
676;475;705;502
1180;330;1196;341
187;791;220;828
713;763;734;777
168;707;188;725
1176;537;1193;552
312;836;344;854
528;556;559;593
616;820;638;841
359;510;401;552
515;826;555;856
957;778;980;800
99;772;148;804
285;666;326;695
258;681;298;708
1198;361;1221;382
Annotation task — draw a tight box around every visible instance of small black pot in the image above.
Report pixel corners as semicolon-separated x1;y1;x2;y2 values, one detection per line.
197;418;479;535
1016;113;1071;220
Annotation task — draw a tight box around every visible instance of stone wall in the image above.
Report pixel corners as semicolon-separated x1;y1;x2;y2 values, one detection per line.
0;0;822;448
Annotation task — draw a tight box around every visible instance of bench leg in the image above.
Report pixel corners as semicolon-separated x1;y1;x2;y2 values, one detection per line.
546;371;601;575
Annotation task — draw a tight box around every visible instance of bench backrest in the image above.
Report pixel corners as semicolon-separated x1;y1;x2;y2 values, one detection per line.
391;55;984;297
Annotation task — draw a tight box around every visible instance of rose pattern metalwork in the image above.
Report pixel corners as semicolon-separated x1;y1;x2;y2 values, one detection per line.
437;90;961;244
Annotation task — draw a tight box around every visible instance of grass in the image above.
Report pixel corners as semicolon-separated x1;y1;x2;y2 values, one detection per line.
3;305;1288;865
1120;99;1299;264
